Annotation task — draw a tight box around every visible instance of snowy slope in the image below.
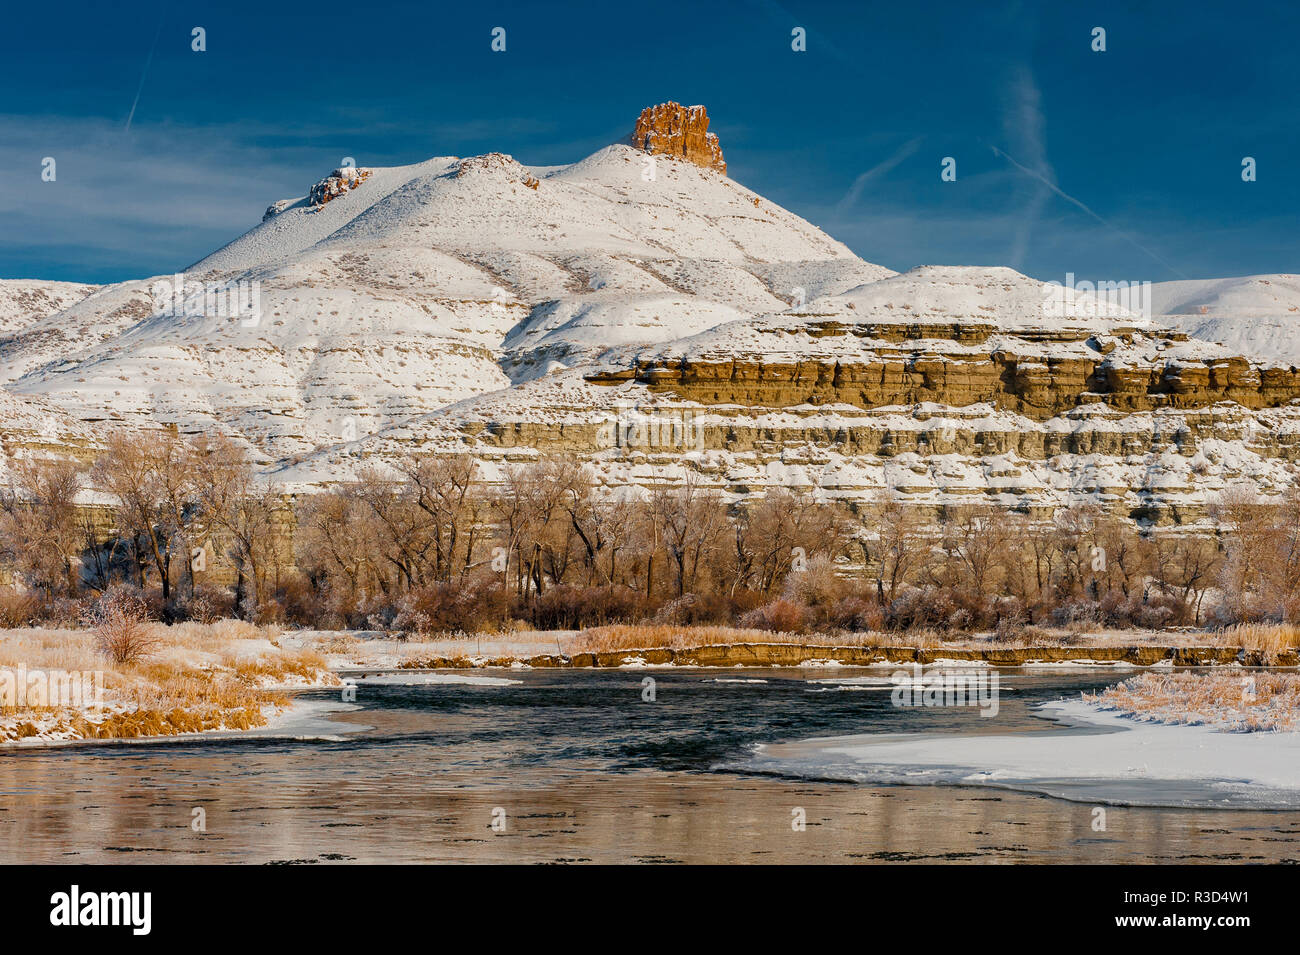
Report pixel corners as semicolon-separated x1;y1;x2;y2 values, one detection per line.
823;265;1149;331
2;145;890;460
1152;274;1300;367
0;279;99;335
636;264;1160;364
0;280;161;384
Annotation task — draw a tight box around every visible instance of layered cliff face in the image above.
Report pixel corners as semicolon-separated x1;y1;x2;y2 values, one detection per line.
591;267;1300;420
281;265;1300;529
0;390;104;481
631;102;726;174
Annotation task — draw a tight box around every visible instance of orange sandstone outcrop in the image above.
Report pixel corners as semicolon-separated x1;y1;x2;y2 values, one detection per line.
631;102;727;174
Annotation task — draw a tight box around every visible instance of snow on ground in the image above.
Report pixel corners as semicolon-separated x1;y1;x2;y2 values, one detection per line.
0;279;99;335
228;697;366;741
739;699;1300;809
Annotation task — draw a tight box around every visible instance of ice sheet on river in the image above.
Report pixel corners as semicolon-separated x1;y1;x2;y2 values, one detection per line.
726;700;1300;809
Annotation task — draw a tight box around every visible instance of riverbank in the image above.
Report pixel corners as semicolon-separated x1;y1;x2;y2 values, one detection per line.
295;622;1300;671
3;621;1295;746
0;621;339;746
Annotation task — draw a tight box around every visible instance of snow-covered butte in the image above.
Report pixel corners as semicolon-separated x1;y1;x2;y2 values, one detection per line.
2;104;1296;526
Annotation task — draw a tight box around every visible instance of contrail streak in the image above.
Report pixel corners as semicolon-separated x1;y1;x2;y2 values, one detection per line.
835;138;923;215
990;144;1189;279
125;5;168;132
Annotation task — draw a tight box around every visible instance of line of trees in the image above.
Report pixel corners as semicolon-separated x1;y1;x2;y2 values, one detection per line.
1;432;278;625
2;434;1298;636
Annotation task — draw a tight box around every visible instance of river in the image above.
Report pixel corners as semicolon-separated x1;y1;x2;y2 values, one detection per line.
2;668;1297;863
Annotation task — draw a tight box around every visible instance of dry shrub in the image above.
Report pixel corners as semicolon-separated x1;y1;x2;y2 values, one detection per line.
531;584;641;630
821;595;886;633
174;583;232;624
0;587;43;628
80;589;160;666
739;598;809;634
653;592;735;627
393;579;511;637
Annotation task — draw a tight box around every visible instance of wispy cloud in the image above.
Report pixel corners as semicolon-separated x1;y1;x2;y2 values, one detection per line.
1001;66;1054;270
0;110;569;282
0;114;334;281
124;3;168;131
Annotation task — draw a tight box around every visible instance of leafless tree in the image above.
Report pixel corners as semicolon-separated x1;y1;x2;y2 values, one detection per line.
0;456;85;595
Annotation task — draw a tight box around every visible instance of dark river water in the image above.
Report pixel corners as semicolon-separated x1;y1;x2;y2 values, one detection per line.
2;668;1298;863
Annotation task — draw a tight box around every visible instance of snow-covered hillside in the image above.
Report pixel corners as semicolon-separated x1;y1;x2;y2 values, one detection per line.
1153;274;1300;367
1;141;889;462
0;280;98;335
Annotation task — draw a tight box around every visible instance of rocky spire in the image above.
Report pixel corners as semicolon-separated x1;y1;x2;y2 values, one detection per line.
630;102;726;174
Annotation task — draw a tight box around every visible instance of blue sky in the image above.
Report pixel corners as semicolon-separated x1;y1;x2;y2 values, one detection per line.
1;0;1296;285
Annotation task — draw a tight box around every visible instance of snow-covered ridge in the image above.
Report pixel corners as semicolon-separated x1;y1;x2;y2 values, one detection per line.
2;138;891;461
0;279;99;335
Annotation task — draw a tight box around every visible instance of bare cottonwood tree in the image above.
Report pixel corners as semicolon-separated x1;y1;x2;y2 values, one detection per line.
189;436;281;619
0;456;85;595
649;473;728;597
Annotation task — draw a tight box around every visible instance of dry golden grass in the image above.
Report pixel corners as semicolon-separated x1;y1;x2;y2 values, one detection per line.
313;632;362;654
225;648;331;686
0;621;337;743
573;624;778;652
1209;623;1300;663
1087;671;1300;732
298;622;1278;668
